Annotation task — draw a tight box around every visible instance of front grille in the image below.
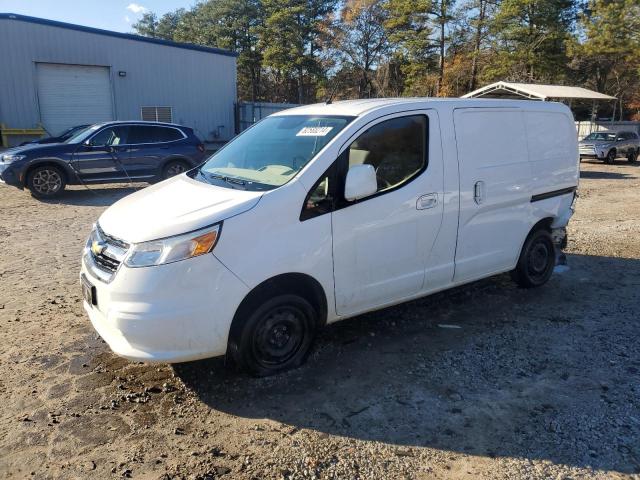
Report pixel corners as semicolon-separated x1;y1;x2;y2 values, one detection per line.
89;226;130;275
98;226;130;250
93;251;121;273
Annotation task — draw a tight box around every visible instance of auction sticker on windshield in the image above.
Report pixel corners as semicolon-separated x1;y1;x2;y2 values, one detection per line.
296;126;334;137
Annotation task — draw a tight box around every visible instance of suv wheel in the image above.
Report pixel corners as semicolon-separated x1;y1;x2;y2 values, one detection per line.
27;165;66;199
627;149;638;163
163;160;189;179
605;150;616;164
511;229;556;288
232;294;317;376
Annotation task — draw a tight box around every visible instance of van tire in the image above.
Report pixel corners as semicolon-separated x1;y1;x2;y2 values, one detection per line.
232;294;317;376
511;229;555;288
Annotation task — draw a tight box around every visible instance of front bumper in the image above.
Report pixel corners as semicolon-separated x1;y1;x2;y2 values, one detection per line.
579;146;608;159
0;162;22;186
81;252;249;363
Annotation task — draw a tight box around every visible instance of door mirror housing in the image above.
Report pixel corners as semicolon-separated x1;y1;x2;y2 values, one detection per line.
344;164;377;201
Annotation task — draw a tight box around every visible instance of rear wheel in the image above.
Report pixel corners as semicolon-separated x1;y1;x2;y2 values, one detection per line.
627;149;638;163
605;149;616;164
511;229;555;288
163;160;190;180
232;294;317;376
27;165;65;199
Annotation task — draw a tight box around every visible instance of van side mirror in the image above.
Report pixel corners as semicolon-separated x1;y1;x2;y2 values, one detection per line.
344;164;378;201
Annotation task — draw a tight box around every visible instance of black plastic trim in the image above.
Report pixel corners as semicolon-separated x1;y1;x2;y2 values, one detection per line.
531;186;577;203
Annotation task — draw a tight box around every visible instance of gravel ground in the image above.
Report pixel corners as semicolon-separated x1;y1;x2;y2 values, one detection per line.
0;159;639;480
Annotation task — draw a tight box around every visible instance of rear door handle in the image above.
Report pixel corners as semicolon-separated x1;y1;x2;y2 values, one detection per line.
417;193;438;210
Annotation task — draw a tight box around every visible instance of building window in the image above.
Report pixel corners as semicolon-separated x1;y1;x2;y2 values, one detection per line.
141;106;173;123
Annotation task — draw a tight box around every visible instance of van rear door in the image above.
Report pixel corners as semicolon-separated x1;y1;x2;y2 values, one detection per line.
453;108;533;282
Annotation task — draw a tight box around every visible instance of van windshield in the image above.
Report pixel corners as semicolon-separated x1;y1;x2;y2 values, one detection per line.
195;115;353;191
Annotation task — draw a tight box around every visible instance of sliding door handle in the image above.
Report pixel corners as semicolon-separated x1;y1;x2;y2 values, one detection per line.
474;181;485;205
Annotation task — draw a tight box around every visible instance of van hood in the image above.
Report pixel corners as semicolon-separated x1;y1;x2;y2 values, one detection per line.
98;174;263;243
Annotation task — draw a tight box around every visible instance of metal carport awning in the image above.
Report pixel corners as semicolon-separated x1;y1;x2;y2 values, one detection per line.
462;82;616;101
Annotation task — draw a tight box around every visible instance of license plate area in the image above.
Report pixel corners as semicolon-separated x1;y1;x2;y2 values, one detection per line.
81;274;98;307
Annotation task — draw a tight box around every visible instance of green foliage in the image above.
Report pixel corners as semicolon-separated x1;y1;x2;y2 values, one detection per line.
484;0;577;83
131;0;640;118
384;0;436;95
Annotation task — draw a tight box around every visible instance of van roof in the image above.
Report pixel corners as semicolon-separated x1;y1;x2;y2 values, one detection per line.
272;98;569;117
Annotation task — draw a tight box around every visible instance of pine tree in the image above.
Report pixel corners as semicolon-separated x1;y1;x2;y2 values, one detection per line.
485;0;577;83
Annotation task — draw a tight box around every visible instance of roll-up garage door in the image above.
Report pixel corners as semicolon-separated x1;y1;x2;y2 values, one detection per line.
36;63;114;136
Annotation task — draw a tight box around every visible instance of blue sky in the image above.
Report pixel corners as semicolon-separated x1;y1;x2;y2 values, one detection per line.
0;1;195;33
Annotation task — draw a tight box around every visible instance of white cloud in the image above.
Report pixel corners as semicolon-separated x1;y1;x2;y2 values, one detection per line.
124;15;132;24
126;3;148;14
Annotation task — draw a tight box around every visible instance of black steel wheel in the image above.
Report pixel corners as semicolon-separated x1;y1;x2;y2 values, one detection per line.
27;165;66;199
234;294;317;376
163;160;189;179
511;229;556;288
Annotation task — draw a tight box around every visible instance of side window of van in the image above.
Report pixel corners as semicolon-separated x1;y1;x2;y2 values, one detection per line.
346;115;427;197
300;115;428;221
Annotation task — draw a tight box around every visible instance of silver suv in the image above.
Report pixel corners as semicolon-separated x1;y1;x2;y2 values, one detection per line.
579;131;640;164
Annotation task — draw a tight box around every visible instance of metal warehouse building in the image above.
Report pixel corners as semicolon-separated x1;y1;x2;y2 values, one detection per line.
0;13;237;147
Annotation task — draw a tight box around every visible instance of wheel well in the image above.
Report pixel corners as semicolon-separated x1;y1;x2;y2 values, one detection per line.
162;157;191;171
531;217;553;234
24;161;69;186
227;273;328;351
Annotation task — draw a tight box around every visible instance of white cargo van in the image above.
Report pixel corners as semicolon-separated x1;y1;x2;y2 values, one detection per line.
81;99;579;375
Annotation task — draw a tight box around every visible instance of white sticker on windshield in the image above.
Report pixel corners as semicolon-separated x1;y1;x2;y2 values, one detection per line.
296;126;333;137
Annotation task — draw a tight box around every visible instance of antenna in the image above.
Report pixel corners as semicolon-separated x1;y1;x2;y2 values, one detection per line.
325;77;340;105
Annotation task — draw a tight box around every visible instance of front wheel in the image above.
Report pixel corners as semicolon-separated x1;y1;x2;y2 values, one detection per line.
605;150;616;164
232;294;317;376
627;149;638;163
27;165;66;199
511;229;555;288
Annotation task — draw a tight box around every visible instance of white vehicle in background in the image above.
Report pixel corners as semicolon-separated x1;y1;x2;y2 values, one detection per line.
81;98;579;376
579;130;640;164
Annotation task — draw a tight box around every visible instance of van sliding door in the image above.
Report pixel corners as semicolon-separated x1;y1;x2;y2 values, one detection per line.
452;108;533;282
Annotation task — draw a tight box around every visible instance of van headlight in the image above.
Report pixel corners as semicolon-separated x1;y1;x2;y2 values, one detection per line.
124;224;221;268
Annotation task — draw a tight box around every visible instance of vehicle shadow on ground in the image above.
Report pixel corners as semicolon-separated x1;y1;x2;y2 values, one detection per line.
580;170;634;180
41;185;144;207
174;253;640;474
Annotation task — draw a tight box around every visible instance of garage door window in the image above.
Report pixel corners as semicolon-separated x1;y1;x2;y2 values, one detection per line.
141;107;173;123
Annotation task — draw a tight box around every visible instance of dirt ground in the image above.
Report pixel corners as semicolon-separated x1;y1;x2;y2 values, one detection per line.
1;159;639;480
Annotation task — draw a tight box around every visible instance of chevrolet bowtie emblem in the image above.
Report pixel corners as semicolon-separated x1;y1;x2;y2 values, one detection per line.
91;240;107;256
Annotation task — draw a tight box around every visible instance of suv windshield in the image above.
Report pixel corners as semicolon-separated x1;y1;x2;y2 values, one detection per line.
584;132;617;141
196;115;353;191
65;125;101;144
